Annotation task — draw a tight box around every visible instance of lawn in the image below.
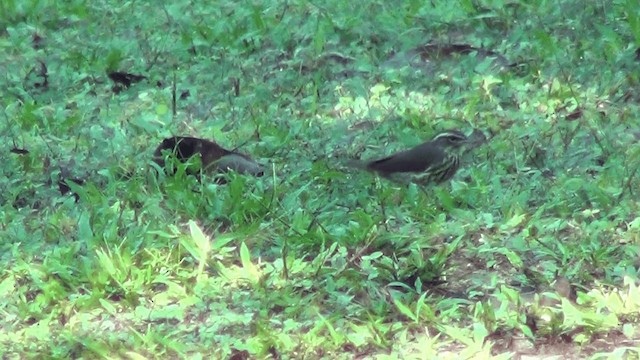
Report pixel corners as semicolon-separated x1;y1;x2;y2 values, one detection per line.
2;0;640;359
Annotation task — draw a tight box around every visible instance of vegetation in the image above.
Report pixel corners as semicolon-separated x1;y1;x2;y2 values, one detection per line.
2;0;640;358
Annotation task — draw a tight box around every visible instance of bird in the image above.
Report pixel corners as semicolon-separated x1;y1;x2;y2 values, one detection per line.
347;129;484;185
153;136;264;180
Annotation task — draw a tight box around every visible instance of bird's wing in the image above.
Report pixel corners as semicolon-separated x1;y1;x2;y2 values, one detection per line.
366;143;446;173
212;153;264;176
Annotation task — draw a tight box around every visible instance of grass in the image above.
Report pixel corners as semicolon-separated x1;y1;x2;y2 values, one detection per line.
2;0;640;358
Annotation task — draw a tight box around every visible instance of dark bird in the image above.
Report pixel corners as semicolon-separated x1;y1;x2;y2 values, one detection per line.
153;136;264;180
348;129;485;185
107;71;146;88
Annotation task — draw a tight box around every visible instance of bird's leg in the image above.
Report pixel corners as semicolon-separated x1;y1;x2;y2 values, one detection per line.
374;177;390;232
418;185;430;199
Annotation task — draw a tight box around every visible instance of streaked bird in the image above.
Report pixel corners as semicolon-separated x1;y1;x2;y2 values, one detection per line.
348;129;485;185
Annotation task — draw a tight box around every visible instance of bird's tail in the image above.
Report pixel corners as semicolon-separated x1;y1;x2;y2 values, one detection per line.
343;159;368;170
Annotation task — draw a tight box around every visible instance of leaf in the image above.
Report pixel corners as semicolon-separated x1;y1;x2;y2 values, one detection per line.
188;220;211;263
392;297;417;322
472;322;489;344
563;177;585;192
313;15;327;54
155;103;169;115
240;242;260;282
0;275;16;297
77;212;94;242
501;213;526;232
626;0;640;40
96;249;116;276
99;298;117;316
415;292;430;322
623;323;635;338
211;233;238;251
105;48;123;71
240;241;252;269
125;352;148;360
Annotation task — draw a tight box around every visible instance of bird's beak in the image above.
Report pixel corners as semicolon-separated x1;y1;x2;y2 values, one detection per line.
466;129;488;149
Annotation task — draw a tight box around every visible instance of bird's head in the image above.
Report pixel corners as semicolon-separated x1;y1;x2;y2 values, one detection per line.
430;130;470;152
430;129;486;153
